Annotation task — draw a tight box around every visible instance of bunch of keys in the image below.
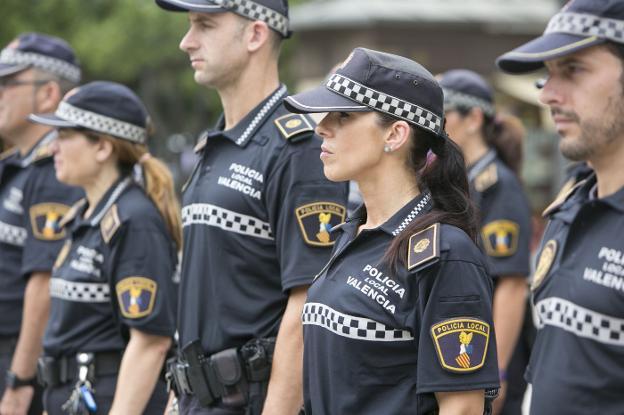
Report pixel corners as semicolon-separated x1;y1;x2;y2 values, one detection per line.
62;353;98;414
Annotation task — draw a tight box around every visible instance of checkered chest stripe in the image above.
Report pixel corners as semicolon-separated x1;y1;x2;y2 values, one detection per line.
215;0;289;37
326;74;442;135
535;297;624;347
302;302;414;342
0;48;81;83
545;12;624;44
49;278;110;303
0;220;26;247
443;88;495;117
182;203;273;240
55;102;147;144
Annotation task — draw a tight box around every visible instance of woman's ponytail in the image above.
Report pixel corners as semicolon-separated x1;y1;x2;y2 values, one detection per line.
483;113;525;176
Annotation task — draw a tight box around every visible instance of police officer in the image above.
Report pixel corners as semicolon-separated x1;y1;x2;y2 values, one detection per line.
284;47;499;415
496;0;624;413
29;81;179;414
439;70;532;415
155;1;348;413
0;33;82;415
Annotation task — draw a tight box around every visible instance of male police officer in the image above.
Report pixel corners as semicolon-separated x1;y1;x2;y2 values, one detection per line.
497;0;624;414
0;33;82;415
155;1;348;414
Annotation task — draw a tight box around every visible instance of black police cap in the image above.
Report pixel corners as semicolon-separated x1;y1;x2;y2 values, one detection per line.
29;81;150;145
284;47;445;138
497;0;624;74
155;0;291;38
0;32;81;83
439;69;495;117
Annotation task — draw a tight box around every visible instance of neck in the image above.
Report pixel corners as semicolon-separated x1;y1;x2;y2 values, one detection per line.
591;141;624;198
83;168;122;219
15;126;54;156
463;136;490;167
357;164;420;230
217;58;280;130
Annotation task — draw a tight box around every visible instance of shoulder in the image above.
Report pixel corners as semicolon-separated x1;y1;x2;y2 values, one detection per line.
475;158;519;194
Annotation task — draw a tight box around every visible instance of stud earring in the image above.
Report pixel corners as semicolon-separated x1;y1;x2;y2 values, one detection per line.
384;145;392;153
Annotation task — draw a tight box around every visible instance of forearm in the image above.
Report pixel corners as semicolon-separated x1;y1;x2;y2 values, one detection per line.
109;330;171;415
261;286;308;415
436;390;485;415
493;276;527;371
11;272;51;378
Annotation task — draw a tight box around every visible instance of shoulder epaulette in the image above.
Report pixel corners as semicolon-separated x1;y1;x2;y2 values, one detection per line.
407;223;440;271
274;114;314;142
32;143;53;162
474;163;498;192
59;198;87;228
100;204;122;244
0;148;17;161
542;178;587;217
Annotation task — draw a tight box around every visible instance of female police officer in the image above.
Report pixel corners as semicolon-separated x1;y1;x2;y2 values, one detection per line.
28;81;179;414
284;48;499;414
439;70;532;415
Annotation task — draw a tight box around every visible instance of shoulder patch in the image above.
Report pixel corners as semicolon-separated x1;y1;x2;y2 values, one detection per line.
59;198;87;228
295;202;346;246
480;219;519;257
29;203;71;241
542;178;587;217
116;276;157;319
407;223;440;271
100;204;121;244
274;114;314;141
531;239;557;291
474;163;498;192
431;317;491;373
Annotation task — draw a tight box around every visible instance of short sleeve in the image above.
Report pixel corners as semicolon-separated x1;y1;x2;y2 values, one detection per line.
110;220;178;337
479;186;532;278
415;259;499;394
21;163;83;277
266;143;348;292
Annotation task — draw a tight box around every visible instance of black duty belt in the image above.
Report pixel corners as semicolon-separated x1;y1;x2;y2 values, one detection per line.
0;336;17;355
168;338;275;408
37;351;123;387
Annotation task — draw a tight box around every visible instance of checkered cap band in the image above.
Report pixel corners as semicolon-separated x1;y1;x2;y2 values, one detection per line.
0;48;80;83
535;296;624;346
49;278;110;303
215;0;289;37
182;203;274;240
326;74;443;135
302;302;414;342
56;102;147;144
443;88;495;117
545;12;624;44
0;220;27;247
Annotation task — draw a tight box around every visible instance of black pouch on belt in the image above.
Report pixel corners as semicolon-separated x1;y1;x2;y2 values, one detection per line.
210;348;248;408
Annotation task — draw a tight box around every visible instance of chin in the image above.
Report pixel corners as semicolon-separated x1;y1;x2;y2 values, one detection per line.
323;166;350;183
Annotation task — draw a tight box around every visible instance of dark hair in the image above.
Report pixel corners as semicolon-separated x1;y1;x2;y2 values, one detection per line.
376;113;478;271
456;107;525;175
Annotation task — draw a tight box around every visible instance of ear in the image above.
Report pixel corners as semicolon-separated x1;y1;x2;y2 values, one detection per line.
465;108;485;135
34;81;62;114
383;119;412;152
94;138;115;164
247;20;271;53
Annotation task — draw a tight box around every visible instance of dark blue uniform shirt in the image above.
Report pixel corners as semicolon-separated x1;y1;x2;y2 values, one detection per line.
0;132;82;336
44;178;178;357
468;150;531;279
302;192;499;415
528;174;624;415
179;85;348;353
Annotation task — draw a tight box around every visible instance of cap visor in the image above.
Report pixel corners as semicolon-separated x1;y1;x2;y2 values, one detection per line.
0;63;29;78
284;85;370;114
28;113;80;128
496;33;605;74
155;0;227;12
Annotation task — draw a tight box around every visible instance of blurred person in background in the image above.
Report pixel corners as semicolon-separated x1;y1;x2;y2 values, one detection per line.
439;69;532;415
0;32;82;415
30;81;179;414
497;0;624;413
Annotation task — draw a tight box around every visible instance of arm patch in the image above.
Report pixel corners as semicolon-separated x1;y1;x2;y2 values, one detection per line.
116;276;157;319
100;204;121;244
480;219;519;257
29;203;71;240
407;223;440;271
431;317;491;373
295;202;346;247
274;114;314;140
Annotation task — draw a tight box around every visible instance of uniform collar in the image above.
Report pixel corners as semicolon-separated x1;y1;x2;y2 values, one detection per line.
577;173;624;213
208;84;288;148
467;149;497;183
73;177;132;228
20;130;57;168
341;191;434;237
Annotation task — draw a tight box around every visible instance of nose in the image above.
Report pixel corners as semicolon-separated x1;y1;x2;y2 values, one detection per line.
179;26;197;54
315;115;333;139
538;76;563;107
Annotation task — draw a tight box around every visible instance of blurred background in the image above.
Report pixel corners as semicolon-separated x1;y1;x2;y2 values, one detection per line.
1;0;569;216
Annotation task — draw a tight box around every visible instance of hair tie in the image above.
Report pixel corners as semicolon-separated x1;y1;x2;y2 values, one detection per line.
139;152;152;164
